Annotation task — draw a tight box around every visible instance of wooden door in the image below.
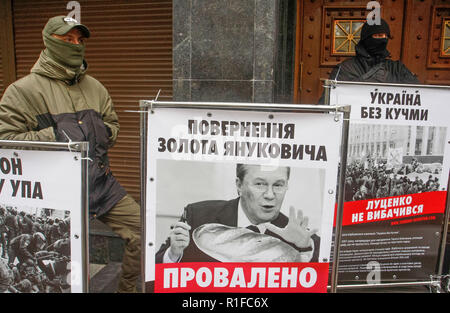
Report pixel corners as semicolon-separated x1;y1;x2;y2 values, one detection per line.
294;0;450;104
401;0;450;85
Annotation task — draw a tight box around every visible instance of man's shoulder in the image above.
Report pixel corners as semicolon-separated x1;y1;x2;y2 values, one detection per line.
5;72;57;95
81;73;101;84
184;198;239;227
6;73;40;91
186;199;237;212
384;58;402;64
335;57;359;69
79;74;109;93
330;57;363;80
14;72;106;90
383;59;411;70
383;59;419;83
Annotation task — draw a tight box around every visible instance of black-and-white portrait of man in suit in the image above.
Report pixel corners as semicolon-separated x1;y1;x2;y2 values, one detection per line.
155;163;321;263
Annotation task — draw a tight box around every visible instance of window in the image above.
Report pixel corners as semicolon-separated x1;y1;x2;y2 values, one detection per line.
332;20;365;55
441;18;450;57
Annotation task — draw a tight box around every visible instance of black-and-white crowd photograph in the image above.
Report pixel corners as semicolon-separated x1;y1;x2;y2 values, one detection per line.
345;124;445;201
0;205;71;293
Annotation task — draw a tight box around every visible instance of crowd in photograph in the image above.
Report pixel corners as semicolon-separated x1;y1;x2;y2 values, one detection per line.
345;158;442;202
0;207;70;293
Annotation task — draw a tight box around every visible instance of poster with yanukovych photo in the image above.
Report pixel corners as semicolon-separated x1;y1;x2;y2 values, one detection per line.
145;106;344;293
0;148;83;293
329;82;450;284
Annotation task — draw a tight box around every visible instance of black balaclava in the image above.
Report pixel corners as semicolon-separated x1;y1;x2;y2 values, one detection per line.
359;18;390;58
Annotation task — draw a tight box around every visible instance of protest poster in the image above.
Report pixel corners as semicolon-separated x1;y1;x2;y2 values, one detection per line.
0;146;85;293
329;82;450;284
143;103;346;293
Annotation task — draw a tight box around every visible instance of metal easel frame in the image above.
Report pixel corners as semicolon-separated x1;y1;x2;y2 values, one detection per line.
0;140;90;293
139;99;351;293
323;79;450;290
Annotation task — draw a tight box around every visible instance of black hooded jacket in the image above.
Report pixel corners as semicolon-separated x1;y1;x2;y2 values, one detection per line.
318;43;419;104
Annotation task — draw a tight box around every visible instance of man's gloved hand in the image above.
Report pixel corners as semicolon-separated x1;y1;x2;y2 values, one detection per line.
53;127;70;142
53;127;64;142
105;124;112;137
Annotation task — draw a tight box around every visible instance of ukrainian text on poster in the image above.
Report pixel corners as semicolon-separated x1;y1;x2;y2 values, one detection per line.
145;107;343;293
330;83;450;283
0;149;83;293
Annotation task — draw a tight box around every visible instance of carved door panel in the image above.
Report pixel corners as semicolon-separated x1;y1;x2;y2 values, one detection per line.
401;0;450;85
294;0;450;104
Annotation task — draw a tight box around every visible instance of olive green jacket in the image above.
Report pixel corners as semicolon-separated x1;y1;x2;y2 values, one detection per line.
0;51;126;217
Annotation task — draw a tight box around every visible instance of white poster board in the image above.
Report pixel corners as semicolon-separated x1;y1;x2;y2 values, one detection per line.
144;105;345;293
329;82;450;284
0;148;84;293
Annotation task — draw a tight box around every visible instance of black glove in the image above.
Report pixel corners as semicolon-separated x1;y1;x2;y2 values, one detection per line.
105;125;112;137
53;127;69;142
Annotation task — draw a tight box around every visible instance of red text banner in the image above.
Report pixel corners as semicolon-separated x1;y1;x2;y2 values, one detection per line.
155;262;329;293
341;191;446;226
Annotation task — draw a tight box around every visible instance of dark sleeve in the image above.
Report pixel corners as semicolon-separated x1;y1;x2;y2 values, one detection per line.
155;237;170;264
310;234;320;262
398;63;420;84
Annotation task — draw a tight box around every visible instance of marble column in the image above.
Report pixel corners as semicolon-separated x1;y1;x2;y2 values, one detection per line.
173;0;278;102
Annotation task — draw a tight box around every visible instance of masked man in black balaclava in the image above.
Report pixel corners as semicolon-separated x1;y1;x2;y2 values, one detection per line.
318;18;419;103
0;16;141;293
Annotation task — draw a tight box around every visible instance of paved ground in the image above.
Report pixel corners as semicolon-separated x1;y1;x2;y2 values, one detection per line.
337;285;431;293
89;262;143;293
89;262;121;293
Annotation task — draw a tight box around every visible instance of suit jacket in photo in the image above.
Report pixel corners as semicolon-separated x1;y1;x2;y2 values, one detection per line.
155;198;320;263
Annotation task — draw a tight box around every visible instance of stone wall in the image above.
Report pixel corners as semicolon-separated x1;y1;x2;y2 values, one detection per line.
173;0;279;103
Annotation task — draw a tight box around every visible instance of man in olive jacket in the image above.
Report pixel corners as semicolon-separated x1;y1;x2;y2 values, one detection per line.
0;16;140;293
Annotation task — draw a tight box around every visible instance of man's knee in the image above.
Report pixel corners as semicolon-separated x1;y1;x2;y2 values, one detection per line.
125;231;141;254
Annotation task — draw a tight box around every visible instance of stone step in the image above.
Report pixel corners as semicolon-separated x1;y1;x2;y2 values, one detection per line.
88;219;143;293
89;218;124;264
88;219;123;293
89;262;121;293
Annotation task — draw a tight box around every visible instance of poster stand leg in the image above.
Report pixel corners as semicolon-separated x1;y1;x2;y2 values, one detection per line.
80;142;90;293
139;100;149;293
438;173;450;276
330;108;351;293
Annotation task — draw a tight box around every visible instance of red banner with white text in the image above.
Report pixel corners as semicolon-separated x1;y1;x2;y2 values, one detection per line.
155;262;329;293
341;191;446;226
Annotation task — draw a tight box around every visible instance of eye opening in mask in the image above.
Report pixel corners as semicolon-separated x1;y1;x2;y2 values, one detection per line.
372;33;388;39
